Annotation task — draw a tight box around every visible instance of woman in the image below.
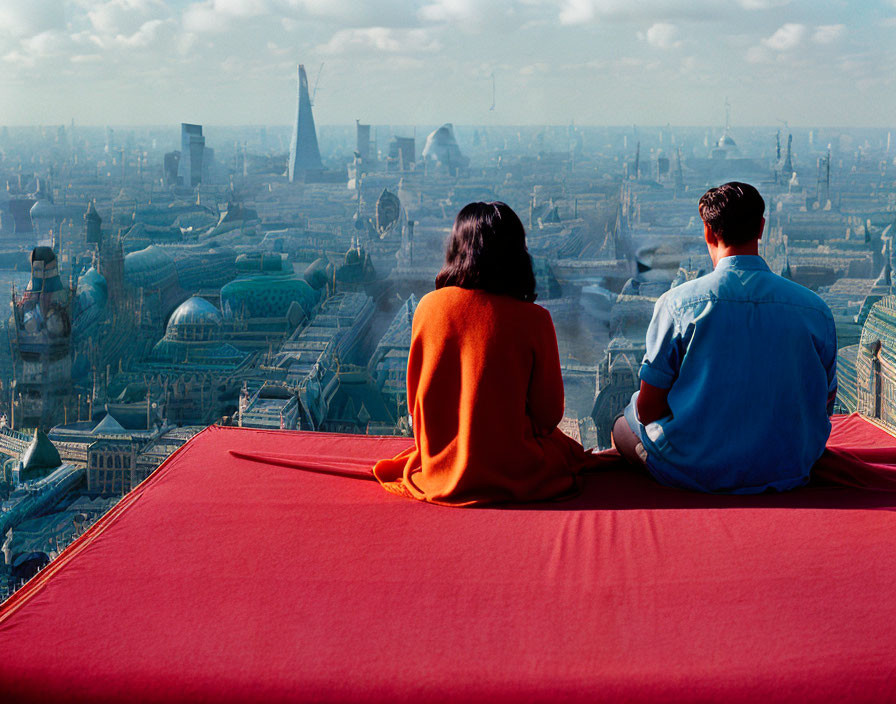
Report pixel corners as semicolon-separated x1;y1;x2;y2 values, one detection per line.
373;201;593;506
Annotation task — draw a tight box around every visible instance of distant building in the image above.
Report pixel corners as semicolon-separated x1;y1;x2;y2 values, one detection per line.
834;344;859;414
288;65;323;181
368;294;417;414
177;123;204;188
7;197;35;235
388;137;415;171
163;152;180;186
240;383;300;430
273;292;375;430
356;121;372;161
10;247;73;429
15;429;61;485
86;437;139;496
849;295;896;427
422;124;468;173
591;337;644;449
84;201;101;245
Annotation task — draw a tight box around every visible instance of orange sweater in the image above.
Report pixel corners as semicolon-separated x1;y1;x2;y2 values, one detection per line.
373;287;592;506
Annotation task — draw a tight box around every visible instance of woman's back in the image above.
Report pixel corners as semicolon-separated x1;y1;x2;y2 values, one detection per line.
374;286;588;506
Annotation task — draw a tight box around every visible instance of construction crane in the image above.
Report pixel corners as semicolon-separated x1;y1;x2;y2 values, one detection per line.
310;63;324;106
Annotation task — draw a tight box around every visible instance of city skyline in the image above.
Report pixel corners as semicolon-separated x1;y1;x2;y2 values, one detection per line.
2;1;896;127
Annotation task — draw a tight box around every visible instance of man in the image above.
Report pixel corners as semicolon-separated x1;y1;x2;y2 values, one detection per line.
612;182;837;493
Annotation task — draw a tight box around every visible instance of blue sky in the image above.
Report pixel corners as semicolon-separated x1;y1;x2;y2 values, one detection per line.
0;0;894;127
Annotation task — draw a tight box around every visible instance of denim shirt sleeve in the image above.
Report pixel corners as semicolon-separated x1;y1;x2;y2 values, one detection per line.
639;297;680;390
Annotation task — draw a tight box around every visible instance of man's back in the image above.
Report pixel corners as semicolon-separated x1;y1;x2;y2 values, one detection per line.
625;255;837;493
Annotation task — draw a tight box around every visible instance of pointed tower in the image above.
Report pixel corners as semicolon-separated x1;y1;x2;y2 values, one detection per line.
781;134;793;180
84;200;102;245
288;65;322;181
780;252;793;281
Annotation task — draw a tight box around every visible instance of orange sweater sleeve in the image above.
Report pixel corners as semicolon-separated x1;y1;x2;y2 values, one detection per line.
526;307;565;435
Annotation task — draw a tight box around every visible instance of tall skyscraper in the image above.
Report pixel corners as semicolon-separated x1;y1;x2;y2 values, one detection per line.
178;123;205;188
288;65;322;181
356;120;371;161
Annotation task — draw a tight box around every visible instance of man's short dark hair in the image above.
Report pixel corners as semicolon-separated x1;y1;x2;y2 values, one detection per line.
698;182;765;246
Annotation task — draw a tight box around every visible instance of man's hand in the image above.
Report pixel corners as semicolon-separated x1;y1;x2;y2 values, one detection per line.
637;381;671;425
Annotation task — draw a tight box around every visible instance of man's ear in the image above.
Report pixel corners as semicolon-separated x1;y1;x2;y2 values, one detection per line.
703;221;717;247
757;216;766;241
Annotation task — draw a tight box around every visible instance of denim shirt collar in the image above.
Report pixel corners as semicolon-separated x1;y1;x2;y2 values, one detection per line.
714;255;770;272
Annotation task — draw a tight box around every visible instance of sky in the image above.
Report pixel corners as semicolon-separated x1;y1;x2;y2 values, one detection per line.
1;0;895;127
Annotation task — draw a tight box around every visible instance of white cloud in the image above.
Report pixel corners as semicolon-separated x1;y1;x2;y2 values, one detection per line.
212;0;271;17
182;3;231;33
558;0;628;25
746;45;770;63
419;0;477;22
86;0;168;36
116;19;168;47
812;24;844;44
319;27;440;54
557;0;790;25
0;0;66;38
286;0;414;28
640;22;681;49
2;27;89;67
763;23;805;51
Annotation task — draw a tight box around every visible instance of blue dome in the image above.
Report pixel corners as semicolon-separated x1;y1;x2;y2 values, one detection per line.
167;296;223;330
72;267;108;338
221;274;318;320
124;245;177;289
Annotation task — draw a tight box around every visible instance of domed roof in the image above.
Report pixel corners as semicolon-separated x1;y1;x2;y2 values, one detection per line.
19;429;62;480
304;257;330;290
221;275;318;319
79;266;107;290
717;132;738;149
168;296;224;329
72;267;109;337
31;246;57;264
125;245;177;289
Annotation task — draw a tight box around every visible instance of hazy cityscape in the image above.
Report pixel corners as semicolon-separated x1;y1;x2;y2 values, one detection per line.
3;0;896;600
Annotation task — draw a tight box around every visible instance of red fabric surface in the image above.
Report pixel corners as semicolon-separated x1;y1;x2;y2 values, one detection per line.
2;415;896;703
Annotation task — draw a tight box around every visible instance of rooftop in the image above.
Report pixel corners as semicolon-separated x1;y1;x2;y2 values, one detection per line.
1;415;896;702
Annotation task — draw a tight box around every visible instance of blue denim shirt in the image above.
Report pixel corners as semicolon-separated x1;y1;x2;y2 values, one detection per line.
624;255;837;494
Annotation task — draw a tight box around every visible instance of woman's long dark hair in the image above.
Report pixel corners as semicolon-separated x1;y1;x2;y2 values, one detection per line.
435;201;537;302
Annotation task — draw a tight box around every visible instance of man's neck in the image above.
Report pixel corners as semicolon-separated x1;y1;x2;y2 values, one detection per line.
710;243;760;268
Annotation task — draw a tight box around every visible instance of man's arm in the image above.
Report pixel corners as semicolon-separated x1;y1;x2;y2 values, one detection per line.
637;381;671;424
636;297;680;424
